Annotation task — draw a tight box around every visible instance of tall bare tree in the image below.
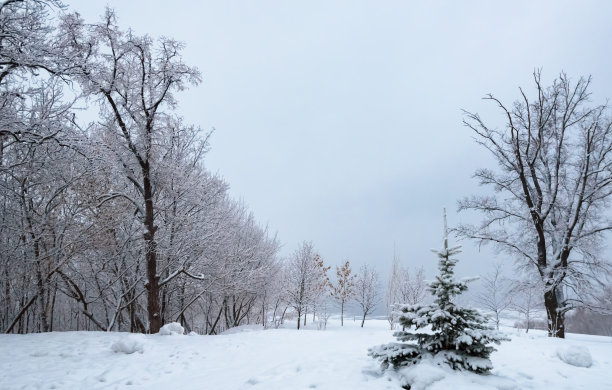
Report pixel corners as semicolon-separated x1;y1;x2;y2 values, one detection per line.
61;9;201;333
459;70;612;338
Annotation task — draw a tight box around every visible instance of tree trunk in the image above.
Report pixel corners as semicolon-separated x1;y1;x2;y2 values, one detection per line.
525;310;530;333
340;301;344;326
208;304;224;335
280;306;288;325
143;173;161;334
296;308;301;330
361;313;366;328
544;289;565;338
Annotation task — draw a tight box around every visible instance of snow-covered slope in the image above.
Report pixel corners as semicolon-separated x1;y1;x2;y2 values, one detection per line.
1;318;610;389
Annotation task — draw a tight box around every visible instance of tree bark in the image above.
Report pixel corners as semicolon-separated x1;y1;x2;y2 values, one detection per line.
296;308;301;330
544;289;565;338
143;172;161;334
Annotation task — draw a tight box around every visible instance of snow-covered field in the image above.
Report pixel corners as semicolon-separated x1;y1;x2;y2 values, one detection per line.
1;318;611;390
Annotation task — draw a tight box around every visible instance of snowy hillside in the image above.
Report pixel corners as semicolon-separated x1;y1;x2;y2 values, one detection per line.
1;318;611;390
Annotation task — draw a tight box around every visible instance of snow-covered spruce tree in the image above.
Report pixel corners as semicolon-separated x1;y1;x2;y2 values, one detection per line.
369;211;507;374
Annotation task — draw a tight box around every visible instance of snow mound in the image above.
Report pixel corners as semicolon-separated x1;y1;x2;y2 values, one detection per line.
221;324;264;335
111;336;143;354
397;360;446;390
159;322;185;336
556;345;592;367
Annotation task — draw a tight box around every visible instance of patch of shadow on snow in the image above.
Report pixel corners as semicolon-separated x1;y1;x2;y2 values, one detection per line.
362;368;383;378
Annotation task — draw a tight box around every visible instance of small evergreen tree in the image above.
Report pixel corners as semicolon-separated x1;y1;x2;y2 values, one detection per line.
369;211;507;374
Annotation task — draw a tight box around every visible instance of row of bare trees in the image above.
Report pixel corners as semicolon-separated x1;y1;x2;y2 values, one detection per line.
0;1;280;334
273;241;381;330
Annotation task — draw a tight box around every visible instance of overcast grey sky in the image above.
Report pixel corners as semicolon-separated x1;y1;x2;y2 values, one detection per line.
69;1;612;280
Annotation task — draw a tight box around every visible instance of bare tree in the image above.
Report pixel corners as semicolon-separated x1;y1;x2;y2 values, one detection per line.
458;70;612;338
476;262;512;330
385;253;401;329
398;266;427;306
61;10;201;333
509;276;544;333
286;241;325;330
355;264;380;327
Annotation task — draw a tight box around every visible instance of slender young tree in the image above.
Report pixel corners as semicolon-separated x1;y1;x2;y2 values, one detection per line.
286;241;322;330
385;253;401;329
331;260;356;326
476;262;512;330
509;275;543;333
355;264;380;327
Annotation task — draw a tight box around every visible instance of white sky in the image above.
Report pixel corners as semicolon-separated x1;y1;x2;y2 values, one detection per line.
68;1;612;281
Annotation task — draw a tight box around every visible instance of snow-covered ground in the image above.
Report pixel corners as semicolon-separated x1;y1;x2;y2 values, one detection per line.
1;317;611;390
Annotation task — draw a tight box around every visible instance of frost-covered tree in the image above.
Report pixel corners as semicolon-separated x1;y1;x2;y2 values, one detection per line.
60;9;201;333
331;260;356;326
370;211;507;374
509;275;544;333
385;253;401;330
355;264;380;327
309;254;330;325
286;241;327;330
0;3;282;335
398;266;427;306
459;71;612;338
476;262;512;330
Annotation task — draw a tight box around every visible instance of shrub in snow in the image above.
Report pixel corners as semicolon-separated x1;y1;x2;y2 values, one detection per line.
159;322;185;335
370;213;507;374
557;345;592;368
111;337;144;354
